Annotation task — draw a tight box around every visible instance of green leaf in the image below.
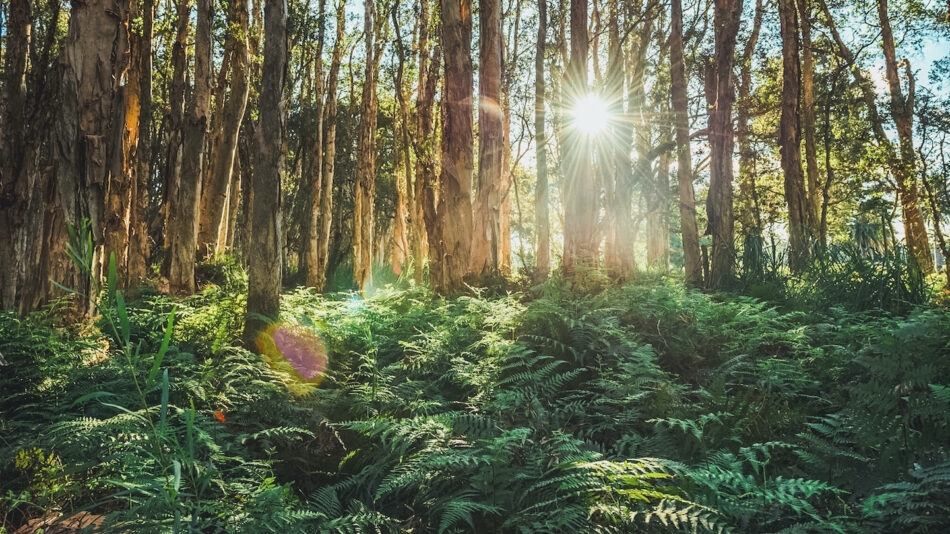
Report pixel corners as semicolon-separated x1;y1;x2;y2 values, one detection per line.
149;309;176;386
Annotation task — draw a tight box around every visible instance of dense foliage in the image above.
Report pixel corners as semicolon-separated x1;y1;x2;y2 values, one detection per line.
3;263;949;532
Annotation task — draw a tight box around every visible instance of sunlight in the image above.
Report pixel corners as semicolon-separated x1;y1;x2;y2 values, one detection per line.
571;94;610;135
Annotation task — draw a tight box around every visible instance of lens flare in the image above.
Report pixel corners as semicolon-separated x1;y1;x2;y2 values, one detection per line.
255;322;328;395
572;94;610;135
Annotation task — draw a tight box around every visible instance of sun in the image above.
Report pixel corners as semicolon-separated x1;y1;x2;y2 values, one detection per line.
571;94;610;135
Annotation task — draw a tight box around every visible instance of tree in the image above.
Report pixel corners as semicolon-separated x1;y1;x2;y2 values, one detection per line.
198;0;251;259
779;0;810;272
562;0;597;275
735;0;764;234
245;0;287;347
670;0;703;287
704;0;742;289
470;0;507;277
433;0;474;292
353;0;383;293
534;0;550;280
127;0;155;288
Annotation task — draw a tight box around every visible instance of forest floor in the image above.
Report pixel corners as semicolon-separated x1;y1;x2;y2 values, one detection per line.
2;264;950;533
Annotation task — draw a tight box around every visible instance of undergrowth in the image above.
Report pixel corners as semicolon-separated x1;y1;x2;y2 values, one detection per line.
2;269;950;532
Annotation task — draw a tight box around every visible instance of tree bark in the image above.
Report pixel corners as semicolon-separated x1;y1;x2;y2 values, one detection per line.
798;0;821;233
198;0;251;258
167;0;212;294
779;0;810;272
127;0;154;289
736;0;763;234
534;0;550;280
670;0;703;287
819;0;933;272
56;0;132;313
562;0;597;275
876;0;933;272
245;0;287;348
313;0;346;292
298;0;327;285
470;0;507;277
434;0;474;292
0;0;32;309
353;0;380;293
704;0;742;289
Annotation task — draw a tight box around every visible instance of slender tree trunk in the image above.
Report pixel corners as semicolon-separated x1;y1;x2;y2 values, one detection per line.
779;0;810;272
562;0;597;275
434;0;474;292
127;0;154;289
391;6;413;276
534;0;550;280
313;0;346;291
798;0;820;233
198;0;251;258
876;0;933;272
353;0;380;292
162;0;191;278
670;0;702;287
167;0;212;294
819;0;932;272
298;0;327;285
470;0;507;277
736;0;763;234
704;0;742;289
0;0;32;309
245;0;287;347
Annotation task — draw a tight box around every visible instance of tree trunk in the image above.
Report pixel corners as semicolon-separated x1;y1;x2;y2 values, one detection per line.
298;0;327;285
198;0;251;258
736;0;763;234
127;0;154;289
779;0;810;272
819;0;933;273
876;0;933;273
534;0;550;280
0;0;32;309
434;0;474;292
470;0;507;277
167;0;212;294
670;0;702;287
704;0;742;289
562;0;597;275
798;0;821;233
162;0;191;279
244;0;287;348
313;0;346;291
56;0;132;314
353;0;380;293
670;0;703;287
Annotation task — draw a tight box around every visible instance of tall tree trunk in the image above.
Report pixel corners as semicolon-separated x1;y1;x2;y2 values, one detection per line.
562;0;597;275
245;0;287;347
670;0;702;287
314;1;346;292
779;0;809;272
198;0;251;258
299;0;327;285
798;0;820;234
704;0;742;289
0;0;32;309
819;0;933;272
56;0;132;314
434;0;474;292
409;0;434;285
736;0;763;234
162;0;191;279
876;0;933;272
167;0;212;294
470;0;506;276
127;0;154;289
534;0;550;280
353;0;380;293
391;6;413;276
